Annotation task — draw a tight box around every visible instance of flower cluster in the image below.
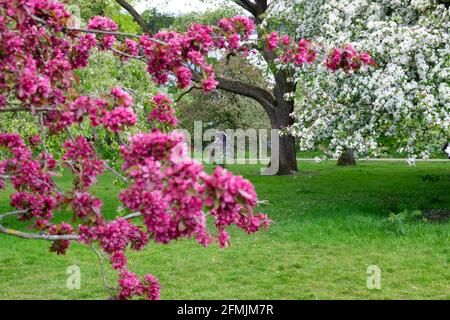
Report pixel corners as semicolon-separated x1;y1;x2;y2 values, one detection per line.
118;130;270;249
204;166;270;247
115;38;140;61
87;16;118;50
62;136;105;189
0;134;59;222
325;45;375;72
44;88;136;134
78;218;149;269
48;223;74;255
72;192;103;221
147;93;178;127
117;270;160;300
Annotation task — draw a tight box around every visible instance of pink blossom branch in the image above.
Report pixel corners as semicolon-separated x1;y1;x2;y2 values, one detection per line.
0;211;79;240
0;107;55;113
30;14;165;44
0;210;142;241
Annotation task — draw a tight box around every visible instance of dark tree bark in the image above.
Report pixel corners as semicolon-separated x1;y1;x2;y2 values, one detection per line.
337;148;357;166
115;0;151;33
115;0;298;175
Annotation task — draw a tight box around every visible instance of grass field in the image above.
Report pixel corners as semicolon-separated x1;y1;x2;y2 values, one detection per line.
0;161;449;300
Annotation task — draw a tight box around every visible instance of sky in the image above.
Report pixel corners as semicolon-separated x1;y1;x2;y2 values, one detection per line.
135;0;219;15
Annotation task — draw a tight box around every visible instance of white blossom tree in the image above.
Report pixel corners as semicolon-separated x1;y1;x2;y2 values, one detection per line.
286;0;449;164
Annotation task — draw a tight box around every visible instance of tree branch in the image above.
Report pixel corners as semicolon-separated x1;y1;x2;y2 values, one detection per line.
0;210;142;241
115;0;151;33
232;0;258;17
215;76;276;117
0;210;79;241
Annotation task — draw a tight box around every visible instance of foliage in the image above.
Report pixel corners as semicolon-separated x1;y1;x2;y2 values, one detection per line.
386;209;424;235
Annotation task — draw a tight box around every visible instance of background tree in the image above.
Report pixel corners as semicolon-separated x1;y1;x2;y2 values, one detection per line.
115;0;301;175
178;55;271;153
287;0;450;164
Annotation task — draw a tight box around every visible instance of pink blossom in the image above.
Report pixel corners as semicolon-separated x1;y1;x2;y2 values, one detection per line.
202;75;219;92
143;274;160;300
110;251;127;270
111;87;133;108
72;192;103;220
103;106;137;132
266;32;279;51
148;93;178;126
48;222;74;255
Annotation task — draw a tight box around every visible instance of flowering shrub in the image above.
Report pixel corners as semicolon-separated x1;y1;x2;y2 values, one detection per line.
0;0;373;299
285;0;449;160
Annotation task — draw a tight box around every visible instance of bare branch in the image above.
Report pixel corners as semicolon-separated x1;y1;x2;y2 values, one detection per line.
91;245;116;293
0;210;142;242
175;85;201;103
215;76;276;116
104;161;128;184
115;0;151;33
0;107;55;113
232;0;258;17
122;212;142;220
110;47;145;61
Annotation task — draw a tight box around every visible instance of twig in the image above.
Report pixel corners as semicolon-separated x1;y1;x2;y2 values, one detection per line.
104;161;128;184
110;47;145;61
39;113;48;154
175;85;201;103
122;212;141;220
90;245;116;293
0;210;79;240
0;107;54;113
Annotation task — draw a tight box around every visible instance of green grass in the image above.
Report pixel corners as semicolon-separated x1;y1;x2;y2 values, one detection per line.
0;161;449;300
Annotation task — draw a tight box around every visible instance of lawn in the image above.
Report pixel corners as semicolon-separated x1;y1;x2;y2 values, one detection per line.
0;161;449;300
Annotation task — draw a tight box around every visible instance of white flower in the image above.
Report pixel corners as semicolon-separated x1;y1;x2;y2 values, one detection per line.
445;144;450;158
407;157;416;167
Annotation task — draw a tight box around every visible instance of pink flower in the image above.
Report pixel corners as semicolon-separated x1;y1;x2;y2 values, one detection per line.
281;35;291;46
62;136;105;188
29;135;41;147
72;192;103;220
176;66;192;88
87;16;118;50
266;32;279;51
202;75;219;92
118;270;144;300
148;93;178;126
228;33;240;50
110;251;127;270
111;87;133;108
143;274;160;300
218;230;230;248
48;222;74;255
103;106;137;132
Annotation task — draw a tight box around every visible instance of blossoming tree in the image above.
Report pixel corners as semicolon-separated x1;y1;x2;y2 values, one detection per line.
0;0;372;299
115;0;376;174
286;0;449;163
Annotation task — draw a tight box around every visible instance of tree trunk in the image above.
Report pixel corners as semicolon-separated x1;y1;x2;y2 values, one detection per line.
337;148;357;166
269;98;298;175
